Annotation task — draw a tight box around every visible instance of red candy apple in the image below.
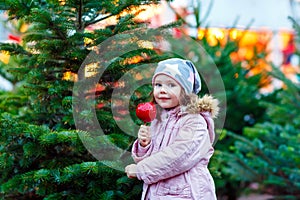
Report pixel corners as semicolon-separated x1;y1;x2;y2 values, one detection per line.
136;102;156;123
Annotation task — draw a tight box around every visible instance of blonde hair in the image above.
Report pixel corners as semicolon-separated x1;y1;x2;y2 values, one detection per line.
149;87;197;121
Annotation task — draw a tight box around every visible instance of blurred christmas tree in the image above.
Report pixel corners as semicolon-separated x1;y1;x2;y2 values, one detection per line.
221;64;300;199
0;0;172;199
216;16;300;199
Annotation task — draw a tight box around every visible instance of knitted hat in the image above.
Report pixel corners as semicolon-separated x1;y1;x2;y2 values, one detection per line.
152;58;201;94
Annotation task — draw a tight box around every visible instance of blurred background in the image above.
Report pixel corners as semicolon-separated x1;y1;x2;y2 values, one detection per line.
0;0;299;199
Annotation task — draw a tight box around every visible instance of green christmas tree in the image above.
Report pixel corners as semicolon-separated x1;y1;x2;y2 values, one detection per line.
221;64;300;199
0;0;175;199
218;16;300;198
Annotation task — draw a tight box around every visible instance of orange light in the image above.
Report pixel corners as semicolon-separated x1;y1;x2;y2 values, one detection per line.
239;31;258;46
20;24;28;33
229;29;242;40
137;40;153;49
207;35;218;46
230;52;239;63
88;4;162;29
133;4;162;21
85;62;100;78
197;28;205;40
280;31;293;49
244;49;254;60
122;55;144;65
62;71;78;82
0;51;10;64
210;28;225;41
205;28;226;46
135;73;143;80
234;73;239;79
84;37;94;46
59;0;66;6
215;50;221;57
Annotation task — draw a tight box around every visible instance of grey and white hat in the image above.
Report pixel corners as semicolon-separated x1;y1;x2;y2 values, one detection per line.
152;58;201;94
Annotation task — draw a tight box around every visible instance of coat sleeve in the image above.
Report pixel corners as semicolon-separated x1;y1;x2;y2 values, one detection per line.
131;139;154;163
136;114;213;184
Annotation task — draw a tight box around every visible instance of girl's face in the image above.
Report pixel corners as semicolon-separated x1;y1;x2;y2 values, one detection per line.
153;74;182;109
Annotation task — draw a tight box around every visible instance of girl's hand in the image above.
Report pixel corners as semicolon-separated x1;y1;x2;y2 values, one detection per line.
125;164;137;178
138;125;151;147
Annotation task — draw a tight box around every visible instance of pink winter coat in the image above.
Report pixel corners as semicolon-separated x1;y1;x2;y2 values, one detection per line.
132;95;219;200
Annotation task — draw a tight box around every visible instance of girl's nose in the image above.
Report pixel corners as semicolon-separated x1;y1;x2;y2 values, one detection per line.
159;85;167;93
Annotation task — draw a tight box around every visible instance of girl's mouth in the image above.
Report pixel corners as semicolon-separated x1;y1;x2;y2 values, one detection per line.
159;97;170;100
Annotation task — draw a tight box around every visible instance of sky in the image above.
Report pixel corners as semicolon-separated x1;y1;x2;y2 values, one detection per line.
172;0;295;31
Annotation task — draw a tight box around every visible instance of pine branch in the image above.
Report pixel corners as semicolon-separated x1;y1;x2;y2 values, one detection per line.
224;151;260;179
85;13;115;27
0;43;31;56
226;131;273;164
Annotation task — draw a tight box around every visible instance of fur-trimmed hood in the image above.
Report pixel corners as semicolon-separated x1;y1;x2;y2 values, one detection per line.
184;94;219;118
182;94;219;143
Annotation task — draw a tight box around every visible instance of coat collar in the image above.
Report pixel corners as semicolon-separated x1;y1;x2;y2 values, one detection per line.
180;94;219;118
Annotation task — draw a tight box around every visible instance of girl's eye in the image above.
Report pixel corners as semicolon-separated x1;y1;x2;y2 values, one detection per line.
168;83;176;87
155;83;162;87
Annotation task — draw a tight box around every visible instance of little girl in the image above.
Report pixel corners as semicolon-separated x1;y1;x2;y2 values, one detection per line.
125;58;219;200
